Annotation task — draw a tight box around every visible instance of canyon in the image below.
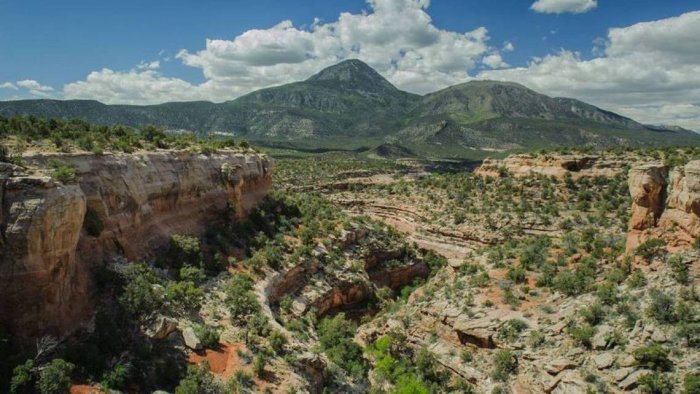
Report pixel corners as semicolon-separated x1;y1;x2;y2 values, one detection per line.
0;150;271;339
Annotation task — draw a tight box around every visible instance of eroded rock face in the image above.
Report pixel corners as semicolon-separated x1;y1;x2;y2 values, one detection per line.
475;153;625;179
627;160;700;249
0;150;271;339
627;162;668;231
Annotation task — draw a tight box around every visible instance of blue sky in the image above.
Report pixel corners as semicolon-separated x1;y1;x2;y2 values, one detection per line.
1;0;699;129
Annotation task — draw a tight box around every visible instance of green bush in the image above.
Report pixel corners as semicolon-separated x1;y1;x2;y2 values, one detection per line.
667;254;690;285
49;160;76;184
569;323;596;349
636;238;666;260
253;354;266;378
633;344;673;372
225;273;260;324
491;349;517;381
683;373;700;394
10;360;34;394
317;313;367;379
193;324;220;349
269;331;287;354
165;235;202;271
100;363;130;391
165;280;204;310
175;363;221;394
647;289;678;324
638;372;675;394
119;264;164;316
37;359;74;394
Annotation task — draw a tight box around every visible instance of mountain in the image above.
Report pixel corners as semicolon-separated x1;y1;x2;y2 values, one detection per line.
1;59;698;156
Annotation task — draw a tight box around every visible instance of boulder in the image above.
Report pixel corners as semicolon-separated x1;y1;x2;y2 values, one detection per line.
618;369;652;390
146;316;178;340
592;353;615;370
182;326;202;350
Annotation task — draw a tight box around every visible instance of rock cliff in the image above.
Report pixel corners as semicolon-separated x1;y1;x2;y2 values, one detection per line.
475;153;628;179
627;160;700;249
0;150;271;339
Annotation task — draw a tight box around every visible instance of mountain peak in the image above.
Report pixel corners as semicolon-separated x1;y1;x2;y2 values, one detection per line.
306;59;399;95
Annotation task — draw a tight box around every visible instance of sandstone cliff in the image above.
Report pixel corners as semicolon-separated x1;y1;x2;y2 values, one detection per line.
0;150;271;339
627;160;700;249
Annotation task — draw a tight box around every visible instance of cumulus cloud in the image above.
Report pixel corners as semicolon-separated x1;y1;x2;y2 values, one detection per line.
64;68;202;104
479;11;700;130
65;0;498;103
15;80;55;96
530;0;597;14
0;82;18;90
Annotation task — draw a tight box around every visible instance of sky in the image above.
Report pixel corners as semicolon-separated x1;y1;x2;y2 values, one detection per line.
1;0;699;130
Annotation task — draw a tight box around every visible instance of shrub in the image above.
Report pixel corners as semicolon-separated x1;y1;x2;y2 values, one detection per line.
193;324;220;349
491;349;517;381
165;280;204;310
667;254;690;285
225;273;260;324
569;323;596;349
507;266;527;284
269;331;287;354
119;264;163;316
638;372;674;394
636;238;666;260
394;374;430;394
633;344;673;372
49;160;76;184
581;303;606;326
37;359;74;394
179;266;206;285
683;373;700;394
647;289;677;324
253;354;266;378
10;360;34;394
166;235;202;271
317;313;367;379
628;268;647;288
175;363;221;394
498;319;528;342
100;363;130;390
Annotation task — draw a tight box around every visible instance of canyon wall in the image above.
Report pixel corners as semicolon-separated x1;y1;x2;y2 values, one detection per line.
627;160;700;249
475;153;627;179
0;150;271;339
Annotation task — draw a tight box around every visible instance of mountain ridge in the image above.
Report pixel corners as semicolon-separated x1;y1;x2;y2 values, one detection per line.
1;59;698;156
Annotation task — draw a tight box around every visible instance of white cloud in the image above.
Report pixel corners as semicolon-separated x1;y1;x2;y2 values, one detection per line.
479;11;700;130
64;0;499;103
502;41;514;52
0;82;18;90
136;60;160;70
482;53;509;69
15;80;55;96
63;68;202;104
531;0;597;14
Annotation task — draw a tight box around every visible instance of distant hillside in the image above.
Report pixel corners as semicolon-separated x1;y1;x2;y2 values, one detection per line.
1;59;698;157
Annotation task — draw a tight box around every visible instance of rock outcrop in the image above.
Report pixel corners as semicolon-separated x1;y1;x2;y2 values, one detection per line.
475;153;627;179
0;150;271;339
627;160;700;249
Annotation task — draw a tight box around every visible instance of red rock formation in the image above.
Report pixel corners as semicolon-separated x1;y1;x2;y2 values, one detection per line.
627;160;700;250
0;151;271;340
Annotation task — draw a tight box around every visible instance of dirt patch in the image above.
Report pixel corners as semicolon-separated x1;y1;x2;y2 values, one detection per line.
70;385;103;394
188;342;246;379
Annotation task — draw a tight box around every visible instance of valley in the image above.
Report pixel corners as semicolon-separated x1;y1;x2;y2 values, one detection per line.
2;120;699;393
